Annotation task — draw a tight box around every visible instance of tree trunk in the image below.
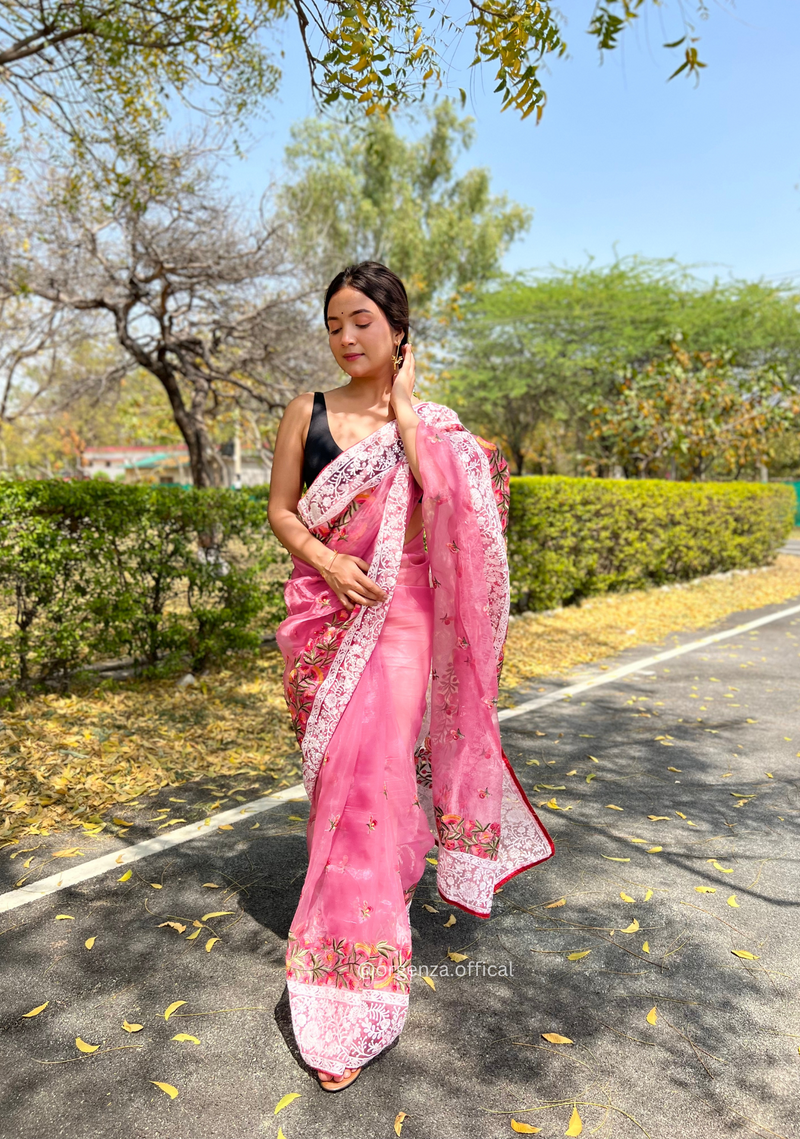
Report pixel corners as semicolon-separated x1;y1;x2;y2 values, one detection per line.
155;364;222;487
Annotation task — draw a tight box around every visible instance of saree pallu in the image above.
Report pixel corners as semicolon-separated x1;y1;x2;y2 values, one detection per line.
276;401;554;1076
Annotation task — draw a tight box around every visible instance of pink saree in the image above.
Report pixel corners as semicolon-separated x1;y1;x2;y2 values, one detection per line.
275;401;554;1077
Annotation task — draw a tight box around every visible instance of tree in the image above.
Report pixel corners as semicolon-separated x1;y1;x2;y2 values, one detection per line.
585;344;800;481
0;146;326;486
278;101;531;316
0;1;724;174
437;259;800;473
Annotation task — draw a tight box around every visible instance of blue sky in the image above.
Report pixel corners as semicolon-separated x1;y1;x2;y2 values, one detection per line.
225;1;800;285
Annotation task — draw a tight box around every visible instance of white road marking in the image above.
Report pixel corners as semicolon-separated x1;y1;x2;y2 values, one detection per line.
0;784;308;915
498;600;800;722
3;599;799;915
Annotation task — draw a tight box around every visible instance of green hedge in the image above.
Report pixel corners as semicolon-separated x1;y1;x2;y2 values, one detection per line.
0;476;792;691
0;481;289;690
506;476;795;613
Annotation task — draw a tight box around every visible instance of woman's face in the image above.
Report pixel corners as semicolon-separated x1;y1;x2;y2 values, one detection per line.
326;286;401;378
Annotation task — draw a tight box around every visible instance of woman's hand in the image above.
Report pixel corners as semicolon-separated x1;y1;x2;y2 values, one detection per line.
322;552;388;612
390;344;416;410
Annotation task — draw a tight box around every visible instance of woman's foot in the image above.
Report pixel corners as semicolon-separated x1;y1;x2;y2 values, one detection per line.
317;1066;361;1092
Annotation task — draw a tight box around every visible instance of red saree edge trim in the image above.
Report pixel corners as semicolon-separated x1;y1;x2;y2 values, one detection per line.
435;888;491;920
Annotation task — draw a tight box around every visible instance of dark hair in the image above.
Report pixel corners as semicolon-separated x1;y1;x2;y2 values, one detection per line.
324;261;409;348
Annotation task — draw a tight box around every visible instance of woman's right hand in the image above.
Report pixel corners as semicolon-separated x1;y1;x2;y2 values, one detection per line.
322;552;388;611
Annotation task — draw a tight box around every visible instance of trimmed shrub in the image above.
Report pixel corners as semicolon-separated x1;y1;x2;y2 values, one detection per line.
0;481;289;689
507;476;794;613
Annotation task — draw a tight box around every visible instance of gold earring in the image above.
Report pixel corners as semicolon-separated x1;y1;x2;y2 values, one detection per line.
392;344;403;371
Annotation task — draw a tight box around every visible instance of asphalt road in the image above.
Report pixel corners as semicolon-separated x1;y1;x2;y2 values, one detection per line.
1;595;799;1139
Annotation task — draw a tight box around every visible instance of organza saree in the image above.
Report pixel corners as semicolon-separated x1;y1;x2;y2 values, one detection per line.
275;401;554;1077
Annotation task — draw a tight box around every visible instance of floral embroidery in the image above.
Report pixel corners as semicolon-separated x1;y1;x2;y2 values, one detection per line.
435;806;501;859
284;606;357;746
327;814;340;831
473;435;510;535
415;737;432;787
286;931;412;993
309;488;376;543
367;815;377;831
359;901;373;921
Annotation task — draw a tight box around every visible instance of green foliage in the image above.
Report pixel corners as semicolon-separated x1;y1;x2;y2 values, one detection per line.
438;259;800;474
1;1;721;183
506;476;795;613
587;345;800;480
0;481;289;690
279;101;531;314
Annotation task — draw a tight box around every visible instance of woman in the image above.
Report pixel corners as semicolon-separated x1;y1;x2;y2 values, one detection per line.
268;262;554;1092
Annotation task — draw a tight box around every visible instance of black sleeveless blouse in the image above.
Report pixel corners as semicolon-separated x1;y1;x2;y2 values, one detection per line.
302;391;343;489
301;390;424;504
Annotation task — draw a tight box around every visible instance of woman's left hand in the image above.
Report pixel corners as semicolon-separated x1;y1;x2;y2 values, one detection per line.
390;344;416;409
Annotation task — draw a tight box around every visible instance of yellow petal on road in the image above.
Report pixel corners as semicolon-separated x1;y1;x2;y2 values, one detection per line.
727;895;740;908
731;949;760;960
601;855;630;862
422;904;438;913
75;1037;100;1053
150;883;162;889
84;936;96;949
646;846;663;853
567;950;591;961
117;870;132;882
605;804;624;810
158;922;187;934
122;1021;143;1032
171;1033;200;1044
565;1105;583;1136
202;883;222;888
675;812;687;819
150;1081;179;1099
426;857;438;865
642;941;650;953
541;1033;573;1044
274;1093;301;1115
710;861;734;873
422;975;436;990
511;1122;542;1134
619;892;635;903
695;886;716;893
186;928;202;941
22;1002;49;1018
205;937;220;952
646;1006;658;1025
647;816;670;821
644;889;653;901
620;919;640;934
667;768;682;773
394;1111;408;1136
163;1001;186;1021
54;914;74;920
201;911;234;921
545;898;566;908
112;818;133;827
443;914;456;928
447;951;469;962
218;824;234;831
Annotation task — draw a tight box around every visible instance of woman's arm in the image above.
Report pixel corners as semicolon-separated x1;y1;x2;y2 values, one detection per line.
267;395;388;612
390;346;422;487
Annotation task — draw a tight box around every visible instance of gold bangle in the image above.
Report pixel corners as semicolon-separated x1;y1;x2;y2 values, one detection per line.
324;550;338;575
